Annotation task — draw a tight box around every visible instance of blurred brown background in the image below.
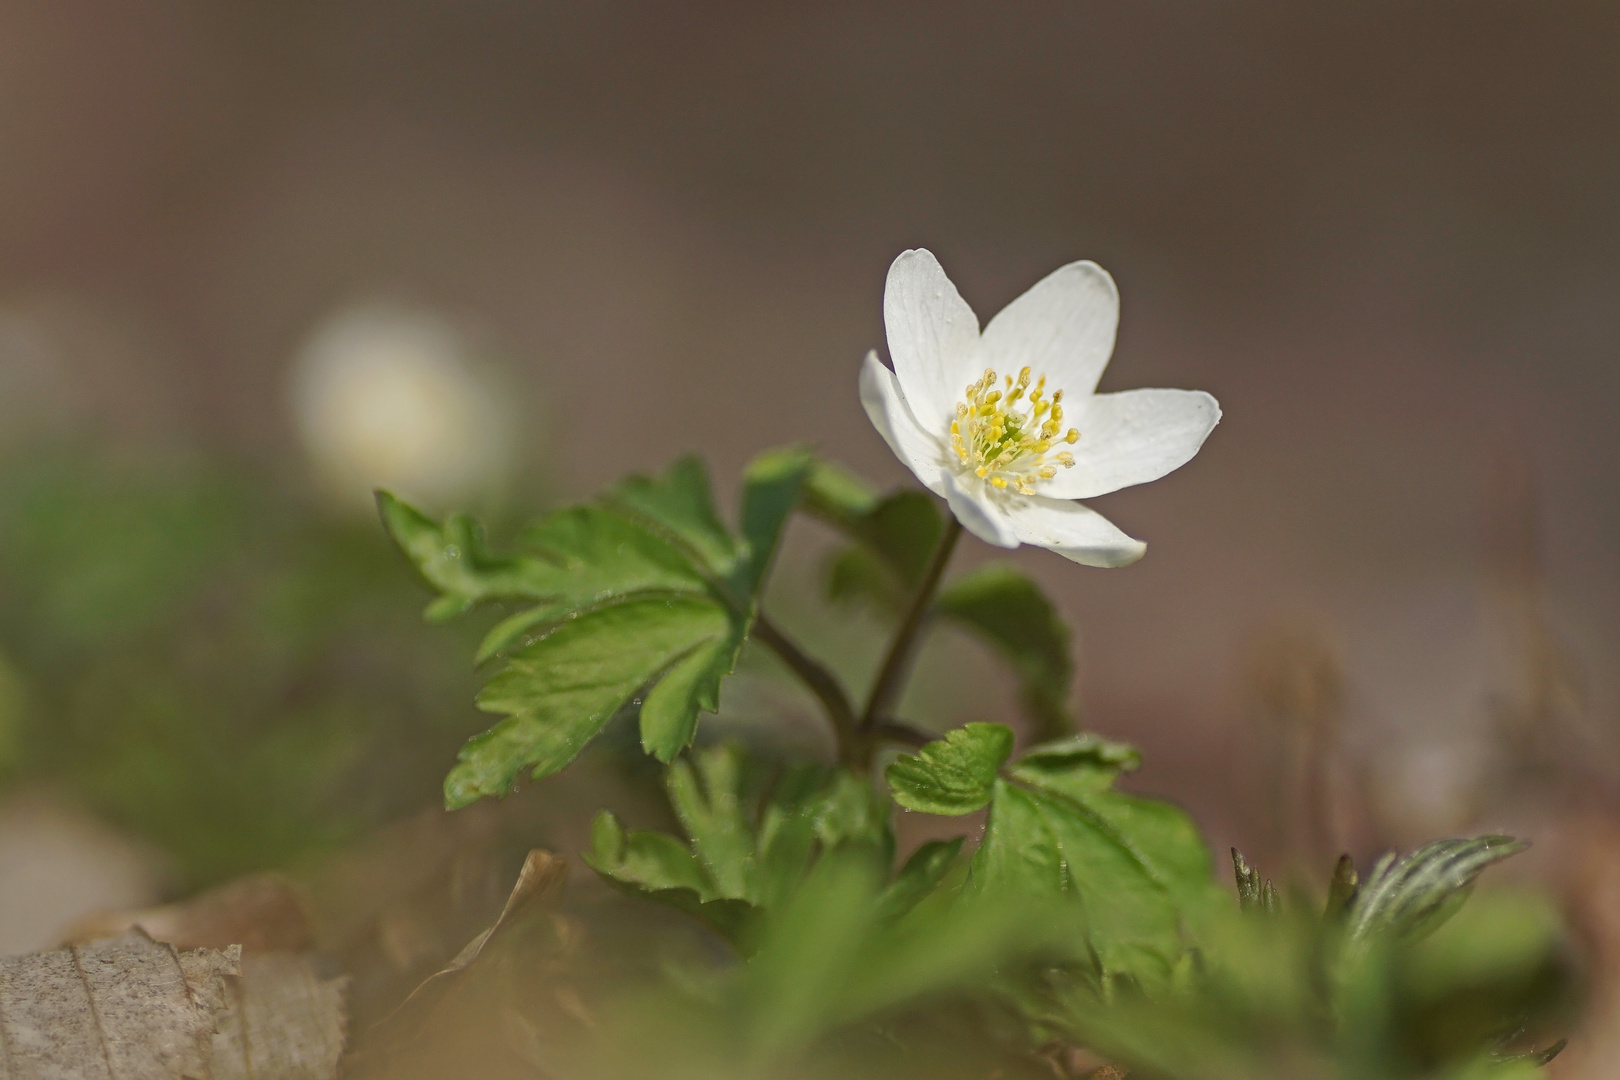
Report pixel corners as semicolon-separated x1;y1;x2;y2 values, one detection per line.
2;1;1617;868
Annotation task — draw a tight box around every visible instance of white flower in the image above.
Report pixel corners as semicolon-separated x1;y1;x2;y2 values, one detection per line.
861;249;1219;567
291;303;519;512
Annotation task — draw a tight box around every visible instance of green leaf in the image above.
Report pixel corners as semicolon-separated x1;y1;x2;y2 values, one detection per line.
1401;890;1565;1010
583;809;763;947
605;457;739;576
805;767;892;853
738;843;1080;1067
820;491;947;612
825;546;905;612
667;741;759;898
1347;835;1528;944
474;505;716;660
1009;732;1141;801
852;491;946;588
665;744;893;908
734;447;814;596
584;809;712;896
384;456;803;808
377;492;561;621
380;492;710;638
584;745;902;952
935;563;1075;739
445;595;732;807
797;458;879;531
886;723;1015;815
876;838;964;921
969;739;1216;980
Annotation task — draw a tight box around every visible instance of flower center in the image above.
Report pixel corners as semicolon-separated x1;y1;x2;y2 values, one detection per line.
949;366;1080;495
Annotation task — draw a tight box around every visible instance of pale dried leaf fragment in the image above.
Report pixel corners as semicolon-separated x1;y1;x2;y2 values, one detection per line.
373;849;567;1039
210;954;348;1080
62;874;314;955
0;929;239;1080
347;850;569;1074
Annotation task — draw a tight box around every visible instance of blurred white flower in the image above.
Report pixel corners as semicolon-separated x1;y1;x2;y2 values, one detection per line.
861;249;1220;567
291;304;518;510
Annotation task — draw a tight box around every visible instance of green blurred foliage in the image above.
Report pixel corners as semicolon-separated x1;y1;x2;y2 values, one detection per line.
383;447;1575;1079
0;447;489;886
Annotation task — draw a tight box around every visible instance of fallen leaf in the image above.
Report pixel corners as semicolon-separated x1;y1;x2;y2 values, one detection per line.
210;953;348;1080
61;873;314;954
0;929;239;1079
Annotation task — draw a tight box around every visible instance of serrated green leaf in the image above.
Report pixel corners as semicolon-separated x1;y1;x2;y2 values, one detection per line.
381;492;712;636
383;465;789;806
1347;835;1528;944
583;810;763;947
377;492;561;620
470;504;716;661
886;723;1015;815
475;605;557;665
663;747;894;909
808;767;893;852
518;503;715;595
586;747;900;953
667;742;758;898
638;630;741;762
445;595;732;807
969;742;1216;980
606;456;739;576
1009;732;1141;801
734;446;814;596
935;563;1075;739
585;809;712;896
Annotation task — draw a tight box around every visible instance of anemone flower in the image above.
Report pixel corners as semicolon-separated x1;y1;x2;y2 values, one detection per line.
861;249;1219;566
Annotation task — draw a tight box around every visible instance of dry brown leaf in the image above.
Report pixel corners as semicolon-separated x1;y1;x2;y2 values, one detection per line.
210;953;348;1080
0;929;239;1079
60;873;314;955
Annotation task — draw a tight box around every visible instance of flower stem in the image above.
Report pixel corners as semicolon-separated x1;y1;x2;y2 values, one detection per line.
751;612;862;764
859;516;963;734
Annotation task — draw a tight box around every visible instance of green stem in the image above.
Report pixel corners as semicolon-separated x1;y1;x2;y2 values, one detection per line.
751;613;862;765
859;516;963;733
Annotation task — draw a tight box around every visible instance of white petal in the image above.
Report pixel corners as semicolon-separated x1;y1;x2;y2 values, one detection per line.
980;261;1119;397
884;249;982;435
1040;388;1221;500
1000;495;1146;568
859;351;950;497
940;470;1019;548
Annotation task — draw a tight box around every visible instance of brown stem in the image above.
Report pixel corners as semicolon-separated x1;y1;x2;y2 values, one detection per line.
751;612;862;765
860;516;964;732
868;718;935;749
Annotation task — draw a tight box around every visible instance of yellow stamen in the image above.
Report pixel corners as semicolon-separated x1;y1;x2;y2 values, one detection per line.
947;366;1081;494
